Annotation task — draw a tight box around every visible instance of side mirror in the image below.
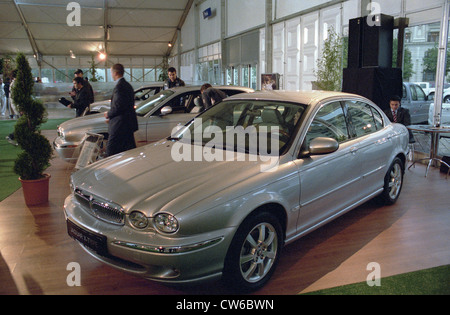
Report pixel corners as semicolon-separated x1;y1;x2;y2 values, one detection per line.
300;137;339;157
160;106;172;116
309;137;339;155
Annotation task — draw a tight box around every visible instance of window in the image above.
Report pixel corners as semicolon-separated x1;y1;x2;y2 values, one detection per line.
402;84;407;100
371;107;384;130
305;101;349;147
410;85;418;101
163;91;201;114
427;31;439;43
346;101;379;137
174;100;306;155
413;85;426;101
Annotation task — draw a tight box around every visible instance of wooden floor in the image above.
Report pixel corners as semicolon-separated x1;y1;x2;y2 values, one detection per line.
1;131;449;295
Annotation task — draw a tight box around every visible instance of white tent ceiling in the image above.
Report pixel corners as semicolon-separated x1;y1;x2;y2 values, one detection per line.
0;0;193;59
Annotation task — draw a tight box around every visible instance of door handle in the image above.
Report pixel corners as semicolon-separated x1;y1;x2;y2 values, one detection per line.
350;147;359;154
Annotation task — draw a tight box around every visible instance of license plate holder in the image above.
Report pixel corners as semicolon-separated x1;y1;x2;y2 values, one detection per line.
67;220;107;255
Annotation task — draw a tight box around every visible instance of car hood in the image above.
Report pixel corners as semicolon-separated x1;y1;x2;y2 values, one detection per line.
90;100;111;109
60;113;108;140
72;140;278;217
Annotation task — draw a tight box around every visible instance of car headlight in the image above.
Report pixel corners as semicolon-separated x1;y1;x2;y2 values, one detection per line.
129;211;148;229
154;213;179;233
57;127;65;139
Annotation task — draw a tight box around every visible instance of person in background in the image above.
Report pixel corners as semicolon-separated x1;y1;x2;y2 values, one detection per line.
104;63;138;156
70;69;94;105
9;72;19;119
0;77;5;116
68;77;90;117
163;67;185;90
200;83;227;110
384;95;414;142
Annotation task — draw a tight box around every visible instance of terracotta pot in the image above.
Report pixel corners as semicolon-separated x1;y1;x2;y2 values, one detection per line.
19;174;51;206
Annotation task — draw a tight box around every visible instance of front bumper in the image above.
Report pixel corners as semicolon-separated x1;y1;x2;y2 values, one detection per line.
53;137;79;163
63;194;233;284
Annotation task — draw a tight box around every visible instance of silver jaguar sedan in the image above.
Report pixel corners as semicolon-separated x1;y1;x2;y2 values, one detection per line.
64;90;409;291
54;85;253;163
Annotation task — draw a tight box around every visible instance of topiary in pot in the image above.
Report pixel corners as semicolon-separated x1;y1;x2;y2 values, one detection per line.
11;53;53;205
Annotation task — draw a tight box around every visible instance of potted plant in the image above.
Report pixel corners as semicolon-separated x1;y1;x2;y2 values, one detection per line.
313;27;343;91
11;53;53;206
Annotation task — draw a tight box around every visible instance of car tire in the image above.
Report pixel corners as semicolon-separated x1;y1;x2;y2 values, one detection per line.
444;96;450;104
379;157;404;205
222;211;283;292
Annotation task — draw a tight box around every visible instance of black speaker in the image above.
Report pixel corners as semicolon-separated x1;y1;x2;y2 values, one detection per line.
347;15;394;69
361;14;394;68
347;17;363;68
342;67;402;111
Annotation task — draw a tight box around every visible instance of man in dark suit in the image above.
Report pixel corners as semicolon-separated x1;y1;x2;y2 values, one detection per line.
104;64;138;156
70;69;94;105
384;95;414;142
68;77;90;117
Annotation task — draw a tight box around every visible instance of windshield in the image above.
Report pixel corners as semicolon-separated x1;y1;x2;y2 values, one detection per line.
172;100;306;155
135;90;174;116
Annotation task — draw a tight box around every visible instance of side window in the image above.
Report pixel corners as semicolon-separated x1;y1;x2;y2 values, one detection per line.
346;101;378;137
165;92;200;114
371;106;384;130
304;101;349;148
414;85;426;101
410;85;418;101
402;85;407;101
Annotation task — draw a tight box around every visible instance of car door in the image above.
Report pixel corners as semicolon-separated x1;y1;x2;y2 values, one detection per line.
144;92;199;142
403;84;429;124
411;84;431;123
295;101;363;233
345;100;395;194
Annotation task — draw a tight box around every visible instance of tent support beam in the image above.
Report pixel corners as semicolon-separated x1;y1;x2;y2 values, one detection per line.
12;0;40;64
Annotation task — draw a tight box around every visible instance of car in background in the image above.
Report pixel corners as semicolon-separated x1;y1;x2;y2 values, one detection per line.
86;83;164;115
54;85;254;163
441;88;450;104
414;82;435;96
64;90;409;291
422;83;450;102
402;82;432;124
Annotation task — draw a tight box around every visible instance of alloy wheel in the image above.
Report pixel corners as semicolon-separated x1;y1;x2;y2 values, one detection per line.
239;222;278;283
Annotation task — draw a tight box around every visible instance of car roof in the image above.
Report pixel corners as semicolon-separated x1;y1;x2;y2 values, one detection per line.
137;83;165;89
166;85;254;93
225;90;368;106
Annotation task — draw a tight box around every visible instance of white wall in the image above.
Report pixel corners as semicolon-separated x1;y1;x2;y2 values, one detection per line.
198;0;222;45
226;0;266;36
181;5;196;52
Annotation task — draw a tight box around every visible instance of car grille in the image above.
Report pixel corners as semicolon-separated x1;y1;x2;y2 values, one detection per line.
74;188;125;226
